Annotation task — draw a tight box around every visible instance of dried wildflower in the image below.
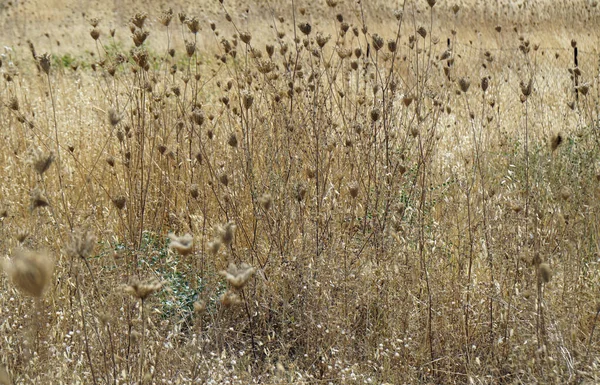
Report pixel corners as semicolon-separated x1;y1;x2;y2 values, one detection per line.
168;233;194;256
326;0;337;7
219;173;229;186
240;31;252;44
218;222;236;246
298;22;312;36
191;108;205;126
539;263;552;283
38;53;52;75
186;16;200;34
112;195;126;210
90;28;100;40
132;29;150;47
227;133;238;147
8;97;19;111
2;249;54;297
259;193;272;210
30;188;49;210
130;12;147;29
29;148;54;175
550;133;563;151
108;108;121;126
370;108;381;122
193;300;206;314
16;229;28;243
220;290;242;307
372;34;384;51
387;39;397;52
520;78;533;97
124;279;163;300
185;40;196;57
481;77;489;92
220;262;255;290
458;78;470;93
242;90;254;109
295;183;307;202
256;59;276;74
348;181;359;198
316;33;330;48
417;27;427;39
427;0;436;7
159;8;173;27
208;239;222;255
65;228;96;259
190;184;199;199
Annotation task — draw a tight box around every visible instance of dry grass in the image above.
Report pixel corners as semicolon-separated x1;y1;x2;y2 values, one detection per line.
1;0;600;383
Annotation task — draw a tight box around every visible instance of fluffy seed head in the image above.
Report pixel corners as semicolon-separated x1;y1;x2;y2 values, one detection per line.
218;222;236;246
124;278;164;300
2;249;54;297
65;228;96;259
220;262;256;290
168;233;194;256
539;263;552;283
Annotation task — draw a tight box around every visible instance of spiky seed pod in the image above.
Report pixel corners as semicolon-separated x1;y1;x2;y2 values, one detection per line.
191;108;205;126
459;78;470;93
132;29;150;47
38;53;52;75
178;12;186;23
227;133;238;148
551;133;563;151
452;4;460;13
2;249;54;297
240;31;252;44
90;28;100;40
298;22;312;35
539;263;552;283
417;27;427;38
124;279;163;300
112;196;126;210
265;44;274;58
168;233;194;255
208;240;222;255
427;0;436;7
65;228;96;259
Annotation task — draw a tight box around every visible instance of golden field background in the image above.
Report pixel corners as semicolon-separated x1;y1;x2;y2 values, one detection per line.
0;0;600;384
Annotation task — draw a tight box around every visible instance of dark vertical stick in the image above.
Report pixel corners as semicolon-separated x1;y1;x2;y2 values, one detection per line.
574;46;579;102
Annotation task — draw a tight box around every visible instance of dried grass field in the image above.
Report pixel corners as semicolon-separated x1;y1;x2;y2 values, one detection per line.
1;0;600;383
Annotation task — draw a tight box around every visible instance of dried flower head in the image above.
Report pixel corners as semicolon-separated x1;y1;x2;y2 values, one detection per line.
220;290;242;307
539;263;552;283
28;148;54;175
298;22;312;36
259;193;272;210
168;233;194;256
550;133;563;151
30;188;49;210
240;31;252;44
227;133;238;147
112;195;127;210
186;16;200;34
208;239;222;255
220;262;255;290
124;279;164;300
130;12;147;29
159;8;173;27
66;228;96;259
2;249;54;297
218;222;236;246
190;184;199;199
372;34;384;51
108;108;121;126
38;53;52;75
520;78;533;97
348;181;359;198
458;78;470;93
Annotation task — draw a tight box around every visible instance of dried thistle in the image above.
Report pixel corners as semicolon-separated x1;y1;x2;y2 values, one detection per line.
240;31;252;44
124;279;164;300
190;184;199;199
208;239;222;255
66;228;96;259
168;233;194;256
298;22;312;36
372;34;384;51
458;78;470;93
185;40;196;57
348;181;359;198
520;78;533;97
220;290;242;307
220;262;255;290
242;90;254;109
159;8;173;27
2;249;54;297
227;133;238;147
130;12;147;29
90;28;100;41
186;16;200;34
